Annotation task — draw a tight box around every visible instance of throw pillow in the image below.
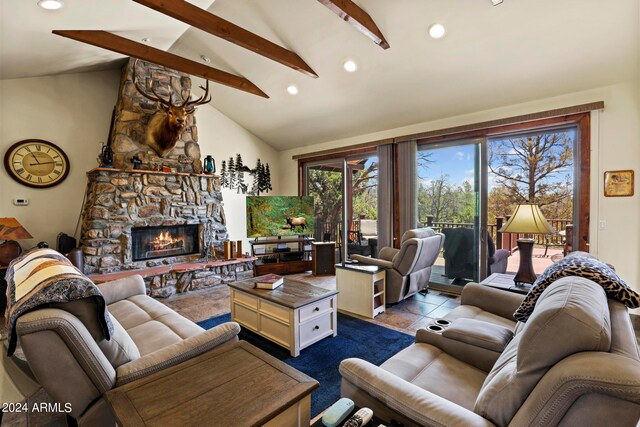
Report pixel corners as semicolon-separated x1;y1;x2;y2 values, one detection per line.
514;255;640;322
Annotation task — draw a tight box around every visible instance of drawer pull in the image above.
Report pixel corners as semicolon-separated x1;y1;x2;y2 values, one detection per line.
314;307;320;312
313;325;320;330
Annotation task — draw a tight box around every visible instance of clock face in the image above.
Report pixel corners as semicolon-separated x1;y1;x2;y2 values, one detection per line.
4;139;70;188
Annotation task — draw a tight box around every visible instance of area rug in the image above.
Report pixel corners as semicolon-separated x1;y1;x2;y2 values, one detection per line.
198;312;414;418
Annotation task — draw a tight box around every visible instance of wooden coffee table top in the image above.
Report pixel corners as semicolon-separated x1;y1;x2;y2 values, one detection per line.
105;341;319;427
228;276;338;309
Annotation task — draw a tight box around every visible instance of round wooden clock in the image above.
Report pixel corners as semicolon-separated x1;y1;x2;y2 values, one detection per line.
4;139;70;188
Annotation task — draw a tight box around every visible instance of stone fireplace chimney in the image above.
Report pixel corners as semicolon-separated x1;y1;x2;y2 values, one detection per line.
109;59;202;172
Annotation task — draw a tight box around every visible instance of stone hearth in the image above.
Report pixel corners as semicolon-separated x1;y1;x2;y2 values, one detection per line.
80;168;251;297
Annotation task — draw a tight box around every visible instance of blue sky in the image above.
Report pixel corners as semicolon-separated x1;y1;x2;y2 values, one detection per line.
418;144;476;187
418;128;576;190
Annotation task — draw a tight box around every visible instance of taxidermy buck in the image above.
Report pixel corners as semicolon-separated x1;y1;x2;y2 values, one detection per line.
286;216;307;231
133;66;211;157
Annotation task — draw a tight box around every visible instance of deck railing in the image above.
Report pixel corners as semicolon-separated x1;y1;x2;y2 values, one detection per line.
423;216;572;251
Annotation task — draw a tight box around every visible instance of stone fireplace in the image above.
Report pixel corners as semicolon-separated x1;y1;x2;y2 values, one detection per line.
79;168;253;298
78;60;254;298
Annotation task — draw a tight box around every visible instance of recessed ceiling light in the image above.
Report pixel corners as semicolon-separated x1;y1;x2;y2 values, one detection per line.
343;60;358;72
141;38;151;43
491;0;504;5
428;23;446;39
287;85;299;95
38;0;64;10
200;55;211;63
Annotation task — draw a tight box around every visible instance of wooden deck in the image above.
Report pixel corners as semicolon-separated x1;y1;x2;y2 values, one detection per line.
429;247;563;288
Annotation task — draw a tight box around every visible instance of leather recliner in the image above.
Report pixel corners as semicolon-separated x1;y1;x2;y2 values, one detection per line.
339;278;640;426
6;275;240;426
351;228;445;304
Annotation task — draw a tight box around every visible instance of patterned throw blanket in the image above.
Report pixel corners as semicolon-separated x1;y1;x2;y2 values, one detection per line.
4;248;113;356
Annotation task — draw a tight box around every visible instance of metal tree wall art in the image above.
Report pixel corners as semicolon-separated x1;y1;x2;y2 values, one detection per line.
219;154;272;195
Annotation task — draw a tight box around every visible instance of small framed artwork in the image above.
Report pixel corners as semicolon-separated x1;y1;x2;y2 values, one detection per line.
604;170;634;197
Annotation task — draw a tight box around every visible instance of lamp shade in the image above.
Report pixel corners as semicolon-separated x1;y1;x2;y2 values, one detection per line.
499;204;556;235
0;218;33;240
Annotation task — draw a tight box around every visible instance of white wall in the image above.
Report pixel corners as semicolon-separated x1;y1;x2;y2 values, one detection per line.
0;70;121;249
278;79;640;300
196;104;280;253
0;70;279;256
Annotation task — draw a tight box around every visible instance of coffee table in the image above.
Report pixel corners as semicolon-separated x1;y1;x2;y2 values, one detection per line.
106;341;319;427
228;276;338;356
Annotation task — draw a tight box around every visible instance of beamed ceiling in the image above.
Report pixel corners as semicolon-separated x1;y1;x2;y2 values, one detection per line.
1;0;638;150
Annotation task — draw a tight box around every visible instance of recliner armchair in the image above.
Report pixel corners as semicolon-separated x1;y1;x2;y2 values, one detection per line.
442;227;510;282
340;277;640;426
351;228;445;304
6;275;240;426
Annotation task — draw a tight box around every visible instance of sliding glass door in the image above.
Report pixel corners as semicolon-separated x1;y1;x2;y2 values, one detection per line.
304;153;379;261
417;139;486;288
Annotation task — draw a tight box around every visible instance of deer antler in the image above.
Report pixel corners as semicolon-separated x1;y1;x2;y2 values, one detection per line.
132;59;174;108
184;80;211;113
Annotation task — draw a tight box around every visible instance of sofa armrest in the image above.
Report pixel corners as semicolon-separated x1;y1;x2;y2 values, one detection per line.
460;282;525;320
415;319;513;372
350;255;393;269
115;322;240;385
17;309;116;418
97;275;147;305
339;358;494;427
511;352;640;427
378;247;399;262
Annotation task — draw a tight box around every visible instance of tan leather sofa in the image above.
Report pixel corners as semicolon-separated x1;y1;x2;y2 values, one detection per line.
8;275;240;426
340;278;640;426
351;228;445;303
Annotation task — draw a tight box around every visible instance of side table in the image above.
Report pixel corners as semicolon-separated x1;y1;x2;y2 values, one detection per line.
335;263;385;319
480;273;532;295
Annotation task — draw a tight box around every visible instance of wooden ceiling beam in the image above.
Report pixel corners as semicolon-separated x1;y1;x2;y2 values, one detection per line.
52;30;268;98
134;0;318;78
318;0;389;49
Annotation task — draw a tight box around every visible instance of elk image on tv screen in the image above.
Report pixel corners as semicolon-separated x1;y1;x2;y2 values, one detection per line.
246;196;315;238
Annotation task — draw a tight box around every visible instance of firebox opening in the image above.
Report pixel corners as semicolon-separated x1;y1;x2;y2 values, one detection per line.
131;224;199;262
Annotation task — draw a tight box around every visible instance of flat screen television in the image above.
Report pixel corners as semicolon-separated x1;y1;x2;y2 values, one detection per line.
246;196;315;238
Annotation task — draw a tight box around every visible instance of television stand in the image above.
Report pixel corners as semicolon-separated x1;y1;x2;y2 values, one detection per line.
250;236;314;276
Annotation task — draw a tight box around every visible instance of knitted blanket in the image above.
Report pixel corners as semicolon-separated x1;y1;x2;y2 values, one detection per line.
4;248;113;356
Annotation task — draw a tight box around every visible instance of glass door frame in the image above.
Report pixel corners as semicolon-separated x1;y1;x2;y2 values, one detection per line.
417;137;488;286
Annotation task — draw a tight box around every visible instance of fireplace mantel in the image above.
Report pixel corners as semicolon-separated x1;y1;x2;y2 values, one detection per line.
87;167;220;179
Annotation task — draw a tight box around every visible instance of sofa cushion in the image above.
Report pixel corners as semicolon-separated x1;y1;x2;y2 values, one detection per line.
108;295;204;356
381;343;487;410
474;277;612;426
98;313;140;368
514;254;640;322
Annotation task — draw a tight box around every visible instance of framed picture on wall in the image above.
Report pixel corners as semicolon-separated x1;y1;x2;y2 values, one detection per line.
604;170;634;197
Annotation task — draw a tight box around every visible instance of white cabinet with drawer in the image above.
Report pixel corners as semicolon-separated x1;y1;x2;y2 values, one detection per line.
229;279;338;357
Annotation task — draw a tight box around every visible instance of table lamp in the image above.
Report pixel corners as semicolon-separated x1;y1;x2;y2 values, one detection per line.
499;204;555;285
0;218;33;266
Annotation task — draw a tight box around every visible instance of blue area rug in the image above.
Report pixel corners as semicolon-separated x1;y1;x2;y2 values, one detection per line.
198;312;414;417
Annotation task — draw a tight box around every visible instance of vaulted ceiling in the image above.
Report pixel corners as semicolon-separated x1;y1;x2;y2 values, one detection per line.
1;0;638;150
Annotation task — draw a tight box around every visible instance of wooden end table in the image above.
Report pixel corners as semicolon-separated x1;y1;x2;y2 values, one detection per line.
106;341;319;427
335;263;386;319
480;273;532;295
228;276;338;357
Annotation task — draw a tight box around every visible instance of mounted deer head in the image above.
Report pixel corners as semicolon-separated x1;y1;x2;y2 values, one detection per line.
133;60;211;157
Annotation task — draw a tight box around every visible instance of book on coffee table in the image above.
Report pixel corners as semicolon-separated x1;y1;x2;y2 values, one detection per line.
254;274;284;289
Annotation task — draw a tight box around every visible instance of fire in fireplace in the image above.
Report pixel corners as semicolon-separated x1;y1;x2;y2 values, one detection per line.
131;225;199;261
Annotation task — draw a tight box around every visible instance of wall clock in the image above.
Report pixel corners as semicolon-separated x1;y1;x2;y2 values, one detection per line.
4;139;70;188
